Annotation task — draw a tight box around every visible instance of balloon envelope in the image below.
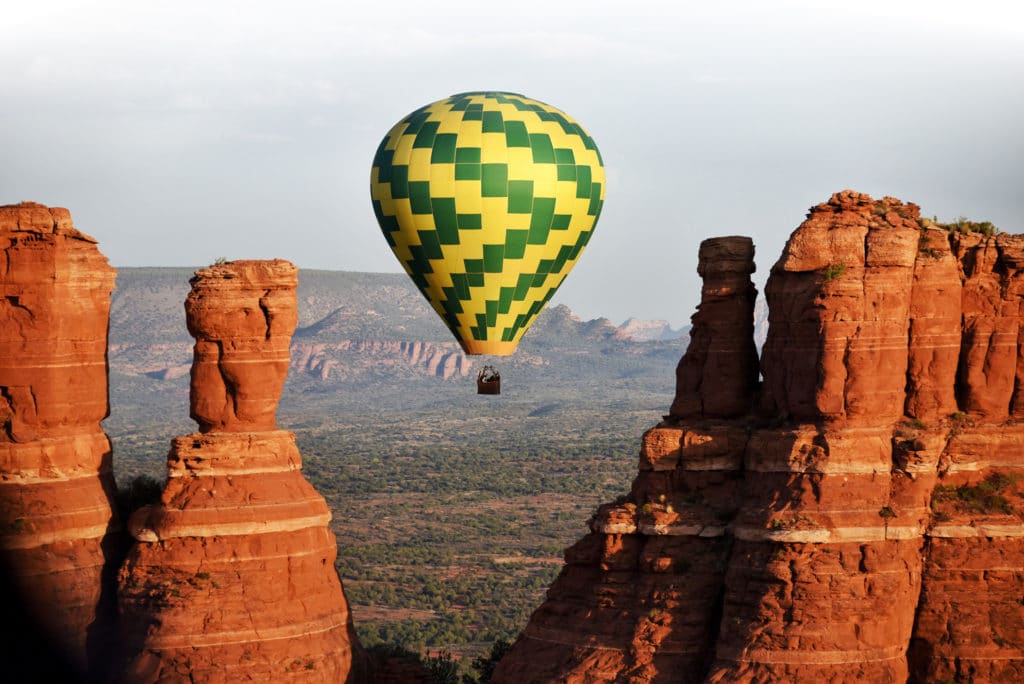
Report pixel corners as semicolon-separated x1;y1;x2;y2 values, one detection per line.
370;91;605;355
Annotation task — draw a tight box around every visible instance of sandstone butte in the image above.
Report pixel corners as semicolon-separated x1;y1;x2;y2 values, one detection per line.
0;202;123;678
494;190;1024;683
118;259;369;682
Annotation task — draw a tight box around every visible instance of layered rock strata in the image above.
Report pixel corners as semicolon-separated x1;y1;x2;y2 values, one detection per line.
118;260;366;682
0;202;121;677
495;191;1024;683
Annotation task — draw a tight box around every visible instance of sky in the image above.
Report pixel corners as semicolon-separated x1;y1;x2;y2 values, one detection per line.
2;1;1023;327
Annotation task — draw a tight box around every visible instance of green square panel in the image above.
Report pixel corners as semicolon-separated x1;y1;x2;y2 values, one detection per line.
481;164;508;198
463;258;484;273
467;272;485;287
498;287;514;314
412;121;440;148
531;273;548;287
588;183;603;217
417;230;443;260
483;244;504;273
374;148;394;182
462;109;483;121
551;214;571;230
482;110;504;133
513;273;533;299
407;246;432;273
475;313;489;338
390;165;410;199
507;180;534;214
457;213;482;229
432;198;459;244
431;133;458;163
485;300;498;326
554;148;575;164
575;165;592;199
455;147;481;163
529;133;556;164
528;198;555;243
408;181;433;214
451;273;471;300
402;111;430;135
552;244;573;272
553;114;574;135
504;229;528;259
455;164;481;181
556;164;577;182
504;120;530;147
441;287;463;314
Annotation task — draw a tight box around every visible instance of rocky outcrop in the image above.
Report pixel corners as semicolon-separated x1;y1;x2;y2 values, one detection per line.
118;260;367;682
291;339;471;380
0;202;121;677
496;191;1024;683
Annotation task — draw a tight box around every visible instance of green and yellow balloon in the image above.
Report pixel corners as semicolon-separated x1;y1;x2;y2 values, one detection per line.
370;91;605;355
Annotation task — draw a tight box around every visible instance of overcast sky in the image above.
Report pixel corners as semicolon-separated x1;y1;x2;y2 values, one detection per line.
2;1;1022;326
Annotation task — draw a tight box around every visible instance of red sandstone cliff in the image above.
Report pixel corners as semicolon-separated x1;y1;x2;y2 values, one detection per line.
495;191;1024;683
117;260;367;682
0;202;121;678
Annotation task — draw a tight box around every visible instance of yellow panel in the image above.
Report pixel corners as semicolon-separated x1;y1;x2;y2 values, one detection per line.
436;114;462;135
455;181;483;215
505;148;534;178
393;133;415;165
479;133;507;163
531;164;558;195
412;213;436;231
407;148;433;181
457;120;483;149
430;163;456;198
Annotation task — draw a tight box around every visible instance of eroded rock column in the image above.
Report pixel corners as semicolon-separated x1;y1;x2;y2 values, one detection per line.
118;260;366;682
494;237;757;683
0;202;121;676
710;192;929;682
670;236;759;419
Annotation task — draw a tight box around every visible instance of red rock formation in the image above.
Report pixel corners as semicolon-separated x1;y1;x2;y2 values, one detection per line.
118;260;367;682
670;236;759;419
0;202;121;677
496;191;1024;683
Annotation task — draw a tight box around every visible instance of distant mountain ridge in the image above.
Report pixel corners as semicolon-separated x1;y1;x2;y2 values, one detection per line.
109;268;691;384
615;318;687;342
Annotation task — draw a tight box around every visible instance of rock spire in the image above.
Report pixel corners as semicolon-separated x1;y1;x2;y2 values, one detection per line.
0;202;121;678
118;260;367;681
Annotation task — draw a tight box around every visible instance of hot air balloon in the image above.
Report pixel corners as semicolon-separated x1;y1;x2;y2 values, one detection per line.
370;92;605;360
